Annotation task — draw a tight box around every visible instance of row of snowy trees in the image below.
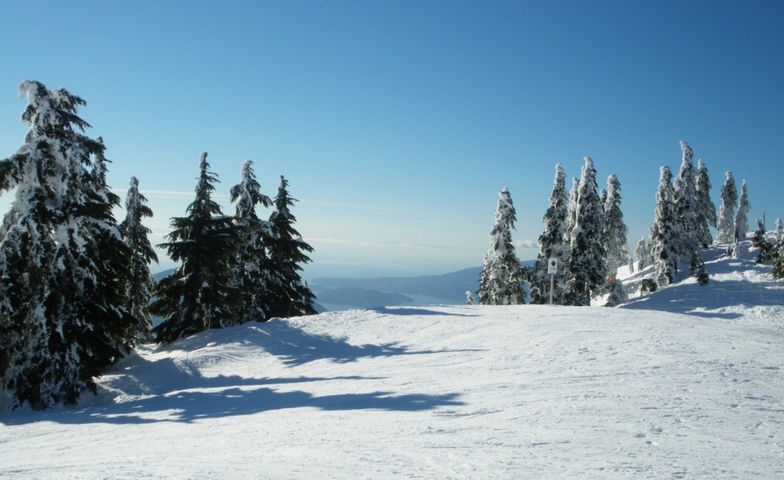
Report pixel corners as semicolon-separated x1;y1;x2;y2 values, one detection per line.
0;81;316;409
149;153;316;344
477;156;629;307
477;141;768;307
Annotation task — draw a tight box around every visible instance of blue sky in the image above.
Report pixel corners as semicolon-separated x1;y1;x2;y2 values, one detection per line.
1;1;782;278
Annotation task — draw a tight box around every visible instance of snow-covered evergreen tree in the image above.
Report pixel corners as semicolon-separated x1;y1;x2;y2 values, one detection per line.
752;219;766;247
650;166;679;285
150;153;243;344
776;218;783;243
717;171;738;243
603;174;630;280
0;81;134;409
465;291;476;305
478;188;526;305
691;252;709;286
565;157;606;306
229;160;273;322
694;159;717;248
265;176;317;318
604;278;628;307
734;179;751;243
752;219;776;265
531;164;570;304
119;176;158;343
673;142;710;281
673;141;699;258
773;241;784;280
634;236;648;271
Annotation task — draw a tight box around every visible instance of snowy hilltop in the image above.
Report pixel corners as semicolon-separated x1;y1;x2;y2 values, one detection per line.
1;243;782;478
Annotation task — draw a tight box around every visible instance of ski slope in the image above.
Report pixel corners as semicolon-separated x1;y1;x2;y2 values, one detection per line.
1;249;783;478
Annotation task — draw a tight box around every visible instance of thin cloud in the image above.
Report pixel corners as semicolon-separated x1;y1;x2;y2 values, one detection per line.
309;237;429;250
301;198;486;221
515;239;538;249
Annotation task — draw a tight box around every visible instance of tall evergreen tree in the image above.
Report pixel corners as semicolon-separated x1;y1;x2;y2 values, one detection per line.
673;142;709;281
776;218;783;243
734;179;751;243
478;188;526;305
150;153;242;344
717;171;738;243
565;157;606;306
265;176;317;318
673;141;699;258
650;166;680;285
0;81;134;409
229;160;273;322
603;174;630;280
119;176;158;343
531;164;570;304
694;159;717;248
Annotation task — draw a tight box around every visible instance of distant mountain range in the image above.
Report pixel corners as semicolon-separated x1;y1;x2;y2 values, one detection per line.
309;267;483;310
154;264;542;312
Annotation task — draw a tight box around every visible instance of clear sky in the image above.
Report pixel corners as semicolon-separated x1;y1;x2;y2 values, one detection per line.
1;0;782;279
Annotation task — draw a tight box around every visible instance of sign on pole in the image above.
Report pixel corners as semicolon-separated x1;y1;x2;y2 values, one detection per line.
548;258;557;305
547;258;558;274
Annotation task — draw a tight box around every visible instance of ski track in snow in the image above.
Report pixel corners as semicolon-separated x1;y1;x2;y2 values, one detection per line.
1;252;784;479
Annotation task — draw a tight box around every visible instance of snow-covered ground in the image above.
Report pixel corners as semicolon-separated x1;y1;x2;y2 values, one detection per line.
1;245;783;479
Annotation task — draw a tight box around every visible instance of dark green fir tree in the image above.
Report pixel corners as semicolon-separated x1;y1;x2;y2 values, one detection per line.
264;175;317;318
119;176;158;343
150;153;242;344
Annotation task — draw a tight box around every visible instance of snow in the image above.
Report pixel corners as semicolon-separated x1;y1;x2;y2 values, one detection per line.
1;248;784;478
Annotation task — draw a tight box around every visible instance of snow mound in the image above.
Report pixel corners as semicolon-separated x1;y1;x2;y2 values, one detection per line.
617;241;784;330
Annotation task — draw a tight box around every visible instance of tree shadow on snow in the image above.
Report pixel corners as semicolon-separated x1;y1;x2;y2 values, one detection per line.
369;306;479;317
621;278;764;320
0;373;464;426
0;320;472;425
246;320;478;367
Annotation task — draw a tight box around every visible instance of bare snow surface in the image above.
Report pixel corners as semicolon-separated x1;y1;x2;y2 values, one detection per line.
2;252;784;479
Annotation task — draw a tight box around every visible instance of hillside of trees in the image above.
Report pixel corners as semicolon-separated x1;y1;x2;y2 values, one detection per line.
476;143;784;306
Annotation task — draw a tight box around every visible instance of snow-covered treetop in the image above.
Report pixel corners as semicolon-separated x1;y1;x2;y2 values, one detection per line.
550;164;566;207
1;80;105;218
582;156;594;174
194;152;217;196
657;166;673;197
494;187;516;229
679;141;693;163
673;141;695;197
606;174;620;204
720;171;738;205
230;160;271;220
18;80;91;135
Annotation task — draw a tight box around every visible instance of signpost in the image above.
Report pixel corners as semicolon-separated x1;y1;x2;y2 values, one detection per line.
547;258;558;305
